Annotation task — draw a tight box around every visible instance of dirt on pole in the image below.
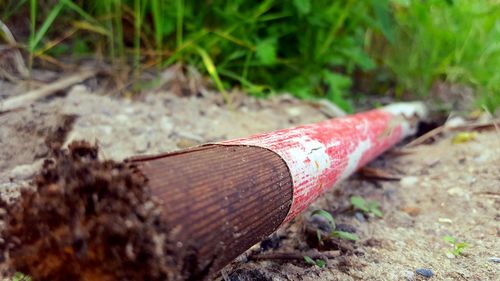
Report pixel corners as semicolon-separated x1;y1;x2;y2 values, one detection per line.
0;103;426;281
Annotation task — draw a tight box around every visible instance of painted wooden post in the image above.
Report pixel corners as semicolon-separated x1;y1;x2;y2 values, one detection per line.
130;102;427;280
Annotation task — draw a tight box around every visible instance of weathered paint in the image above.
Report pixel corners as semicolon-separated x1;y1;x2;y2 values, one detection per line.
221;103;426;223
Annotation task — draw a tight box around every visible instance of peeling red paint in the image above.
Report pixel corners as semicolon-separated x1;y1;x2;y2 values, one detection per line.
221;104;425;223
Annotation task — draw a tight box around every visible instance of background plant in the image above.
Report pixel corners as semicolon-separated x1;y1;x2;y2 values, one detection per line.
1;0;498;110
0;0;393;111
380;0;500;111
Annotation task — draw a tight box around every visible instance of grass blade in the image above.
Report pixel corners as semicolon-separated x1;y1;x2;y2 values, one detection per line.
195;46;230;104
29;1;64;51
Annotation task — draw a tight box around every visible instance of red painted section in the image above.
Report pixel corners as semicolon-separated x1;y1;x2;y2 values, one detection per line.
221;107;418;223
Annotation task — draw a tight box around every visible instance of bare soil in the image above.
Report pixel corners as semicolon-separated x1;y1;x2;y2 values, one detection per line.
1;142;182;281
0;78;498;280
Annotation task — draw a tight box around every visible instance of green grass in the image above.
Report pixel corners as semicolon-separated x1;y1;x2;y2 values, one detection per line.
381;0;500;111
0;0;498;110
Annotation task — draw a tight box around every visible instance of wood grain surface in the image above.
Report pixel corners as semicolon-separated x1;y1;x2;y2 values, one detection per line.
131;144;293;279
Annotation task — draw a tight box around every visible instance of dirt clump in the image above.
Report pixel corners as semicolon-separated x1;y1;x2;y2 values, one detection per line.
0;141;185;281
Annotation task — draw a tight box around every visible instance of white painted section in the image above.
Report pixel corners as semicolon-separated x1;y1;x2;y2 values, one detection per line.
286;136;331;182
339;138;372;180
382;102;428;119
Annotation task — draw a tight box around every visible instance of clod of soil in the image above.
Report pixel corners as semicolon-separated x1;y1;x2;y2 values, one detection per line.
0;141;184;281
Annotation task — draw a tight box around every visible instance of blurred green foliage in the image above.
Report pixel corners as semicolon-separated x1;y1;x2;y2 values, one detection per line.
384;0;500;111
0;0;498;110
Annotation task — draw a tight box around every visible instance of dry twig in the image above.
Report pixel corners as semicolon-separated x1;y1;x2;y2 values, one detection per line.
0;69;97;112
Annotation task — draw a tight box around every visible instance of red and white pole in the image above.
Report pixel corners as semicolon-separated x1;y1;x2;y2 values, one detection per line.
221;102;427;223
133;102;427;279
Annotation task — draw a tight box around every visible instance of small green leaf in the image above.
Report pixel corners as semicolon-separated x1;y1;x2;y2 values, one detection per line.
316;229;324;246
311;209;336;229
292;0;311;15
195;46;230;103
256;38;277;65
443;235;456;244
367;201;383;217
304;255;315;265
332;230;359;241
13;272;31;281
443;236;469;256
454;242;470;255
350;196;369;212
451;132;477;144
315;259;327;268
370;207;384;217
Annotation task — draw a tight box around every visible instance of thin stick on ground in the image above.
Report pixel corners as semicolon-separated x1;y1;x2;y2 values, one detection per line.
250;250;341;261
0;19;29;78
405;125;445;148
0;69;97;112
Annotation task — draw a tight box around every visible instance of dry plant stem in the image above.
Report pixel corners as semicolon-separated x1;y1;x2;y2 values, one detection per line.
250;250;341;261
0;19;29;78
447;119;500;131
405;125;445;147
405;119;500;148
0;69;96;112
357;167;401;181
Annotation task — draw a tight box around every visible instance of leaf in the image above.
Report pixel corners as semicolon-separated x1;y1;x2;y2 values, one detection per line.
443;235;456;244
451;132;477;144
332;230;359;241
371;0;395;43
342;47;376;71
256;38;277;65
370;207;384;218
350;196;369;212
304;255;315;265
315;259;327;268
311;209;336;229
29;1;65;51
13;272;31;281
366;201;383;217
455;242;469;251
195;46;230;103
316;229;324;246
73;21;110;36
293;0;311;15
322;71;353;112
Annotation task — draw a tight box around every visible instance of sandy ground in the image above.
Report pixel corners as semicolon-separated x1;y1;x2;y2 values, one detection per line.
0;81;499;280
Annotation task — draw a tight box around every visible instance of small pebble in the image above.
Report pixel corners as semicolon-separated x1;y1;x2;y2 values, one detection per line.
355;212;366;223
489;257;500;263
336;223;356;233
260;233;280;251
400;176;418;187
404;270;415;281
415;268;433;278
